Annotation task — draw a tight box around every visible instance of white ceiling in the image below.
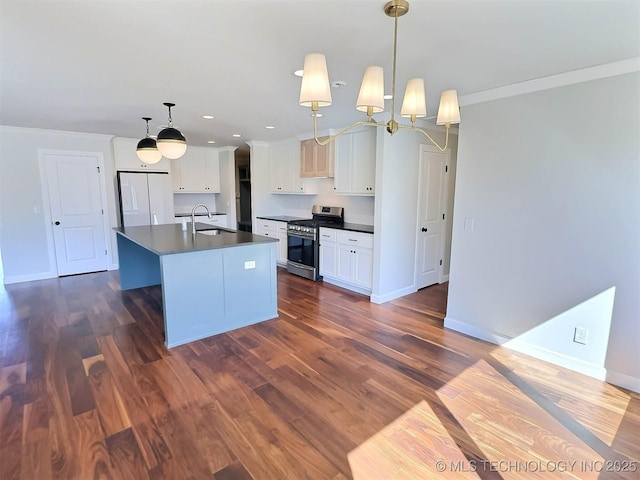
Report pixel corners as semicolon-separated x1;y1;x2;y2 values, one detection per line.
1;0;639;152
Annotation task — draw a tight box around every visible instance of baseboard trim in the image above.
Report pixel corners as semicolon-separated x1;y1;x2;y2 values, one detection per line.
443;316;621;385
370;285;418;304
321;277;372;297
3;271;56;284
605;370;640;394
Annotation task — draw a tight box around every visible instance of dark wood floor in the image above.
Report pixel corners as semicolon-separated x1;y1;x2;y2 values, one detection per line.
0;268;638;479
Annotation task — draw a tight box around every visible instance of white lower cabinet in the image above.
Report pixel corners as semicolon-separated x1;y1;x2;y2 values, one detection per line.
174;214;227;228
255;219;288;265
199;214;228;228
319;227;373;294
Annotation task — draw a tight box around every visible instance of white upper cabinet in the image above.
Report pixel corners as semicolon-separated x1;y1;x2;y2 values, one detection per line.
269;139;315;194
171;146;220;193
113;137;171;172
333;128;376;195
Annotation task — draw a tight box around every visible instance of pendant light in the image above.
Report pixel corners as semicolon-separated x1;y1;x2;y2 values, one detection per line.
136;117;163;164
157;102;187;159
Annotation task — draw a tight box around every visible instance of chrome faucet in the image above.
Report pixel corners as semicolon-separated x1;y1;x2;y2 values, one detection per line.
191;204;212;235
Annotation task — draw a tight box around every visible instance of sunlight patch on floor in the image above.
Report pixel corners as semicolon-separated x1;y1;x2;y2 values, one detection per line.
437;358;604;479
491;348;631;448
347;400;478;479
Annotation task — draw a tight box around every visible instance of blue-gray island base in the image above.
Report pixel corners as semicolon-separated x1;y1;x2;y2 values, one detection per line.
115;223;278;348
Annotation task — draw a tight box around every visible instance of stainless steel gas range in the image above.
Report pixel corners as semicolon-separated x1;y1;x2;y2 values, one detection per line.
286;205;344;280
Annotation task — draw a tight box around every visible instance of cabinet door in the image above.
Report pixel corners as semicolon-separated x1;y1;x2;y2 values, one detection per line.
353;247;373;288
171;159;184;191
319;241;337;277
351;129;376;194
315;141;334;177
276;222;288;264
207;214;227;227
283;143;305;193
203;152;221;193
300;137;333;178
336;244;355;283
183;149;206;192
113;137;171;172
300;139;316;178
333;134;352;193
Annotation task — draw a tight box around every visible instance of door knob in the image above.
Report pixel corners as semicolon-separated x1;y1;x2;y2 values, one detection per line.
421;227;427;232
55;221;61;225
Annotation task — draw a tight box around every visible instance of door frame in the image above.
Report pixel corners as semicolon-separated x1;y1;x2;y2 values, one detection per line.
38;149;111;277
414;144;451;288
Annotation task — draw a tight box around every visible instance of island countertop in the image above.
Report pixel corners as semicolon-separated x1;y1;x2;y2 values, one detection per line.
114;222;278;256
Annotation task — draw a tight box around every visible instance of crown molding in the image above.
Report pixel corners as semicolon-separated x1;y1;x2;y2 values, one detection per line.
459;57;640;106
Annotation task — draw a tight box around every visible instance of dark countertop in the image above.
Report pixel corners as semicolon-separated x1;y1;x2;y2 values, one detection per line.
175;212;226;217
325;223;374;234
256;215;311;222
114;223;277;255
257;215;373;234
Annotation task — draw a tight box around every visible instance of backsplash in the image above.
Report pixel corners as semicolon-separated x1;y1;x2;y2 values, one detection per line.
278;178;375;225
173;192;219;214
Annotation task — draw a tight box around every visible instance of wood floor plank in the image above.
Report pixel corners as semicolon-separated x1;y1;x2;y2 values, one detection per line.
0;270;637;479
106;427;150;480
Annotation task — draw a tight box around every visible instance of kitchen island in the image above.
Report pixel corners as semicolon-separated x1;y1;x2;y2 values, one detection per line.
115;223;278;347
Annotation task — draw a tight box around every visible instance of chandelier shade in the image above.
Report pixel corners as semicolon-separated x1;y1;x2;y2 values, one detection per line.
298;0;460;152
356;66;385;114
157;102;187;160
400;78;427;118
299;53;332;107
436;89;461;126
136;117;163;164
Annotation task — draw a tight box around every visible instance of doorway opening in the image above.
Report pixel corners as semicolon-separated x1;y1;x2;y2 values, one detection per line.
235;149;252;232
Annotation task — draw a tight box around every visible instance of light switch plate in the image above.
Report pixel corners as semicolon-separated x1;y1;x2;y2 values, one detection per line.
244;260;256;270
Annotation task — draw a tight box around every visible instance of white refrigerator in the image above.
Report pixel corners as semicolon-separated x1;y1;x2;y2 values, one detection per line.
117;171;175;226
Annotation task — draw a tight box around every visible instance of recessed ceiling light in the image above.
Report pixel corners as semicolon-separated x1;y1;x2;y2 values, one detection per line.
202;115;214;119
294;69;303;77
207;140;216;144
265;125;275;130
383;94;393;100
232;134;241;138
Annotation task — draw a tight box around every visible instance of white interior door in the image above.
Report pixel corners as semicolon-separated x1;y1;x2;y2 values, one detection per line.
415;145;449;289
45;153;107;276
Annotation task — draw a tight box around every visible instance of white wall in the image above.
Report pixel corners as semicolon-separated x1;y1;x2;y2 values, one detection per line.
0;126;117;282
371;127;458;303
446;71;640;391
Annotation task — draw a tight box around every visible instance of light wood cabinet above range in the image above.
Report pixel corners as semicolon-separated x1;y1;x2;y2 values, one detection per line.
300;137;334;178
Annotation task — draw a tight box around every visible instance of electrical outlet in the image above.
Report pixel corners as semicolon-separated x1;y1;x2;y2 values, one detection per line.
573;327;588;345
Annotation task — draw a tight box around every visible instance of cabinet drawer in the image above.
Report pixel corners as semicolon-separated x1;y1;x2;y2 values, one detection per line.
336;230;373;249
258;219;278;232
319;227;337;243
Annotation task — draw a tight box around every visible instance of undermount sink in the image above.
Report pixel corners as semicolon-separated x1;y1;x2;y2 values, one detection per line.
197;229;222;236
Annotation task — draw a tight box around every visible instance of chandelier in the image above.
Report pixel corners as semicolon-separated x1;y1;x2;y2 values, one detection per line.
299;0;460;151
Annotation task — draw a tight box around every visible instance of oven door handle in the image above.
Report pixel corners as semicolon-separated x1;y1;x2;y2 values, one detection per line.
287;231;315;240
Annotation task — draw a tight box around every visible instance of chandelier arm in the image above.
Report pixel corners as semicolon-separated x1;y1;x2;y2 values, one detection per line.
312;119;383;146
398;124;450;151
